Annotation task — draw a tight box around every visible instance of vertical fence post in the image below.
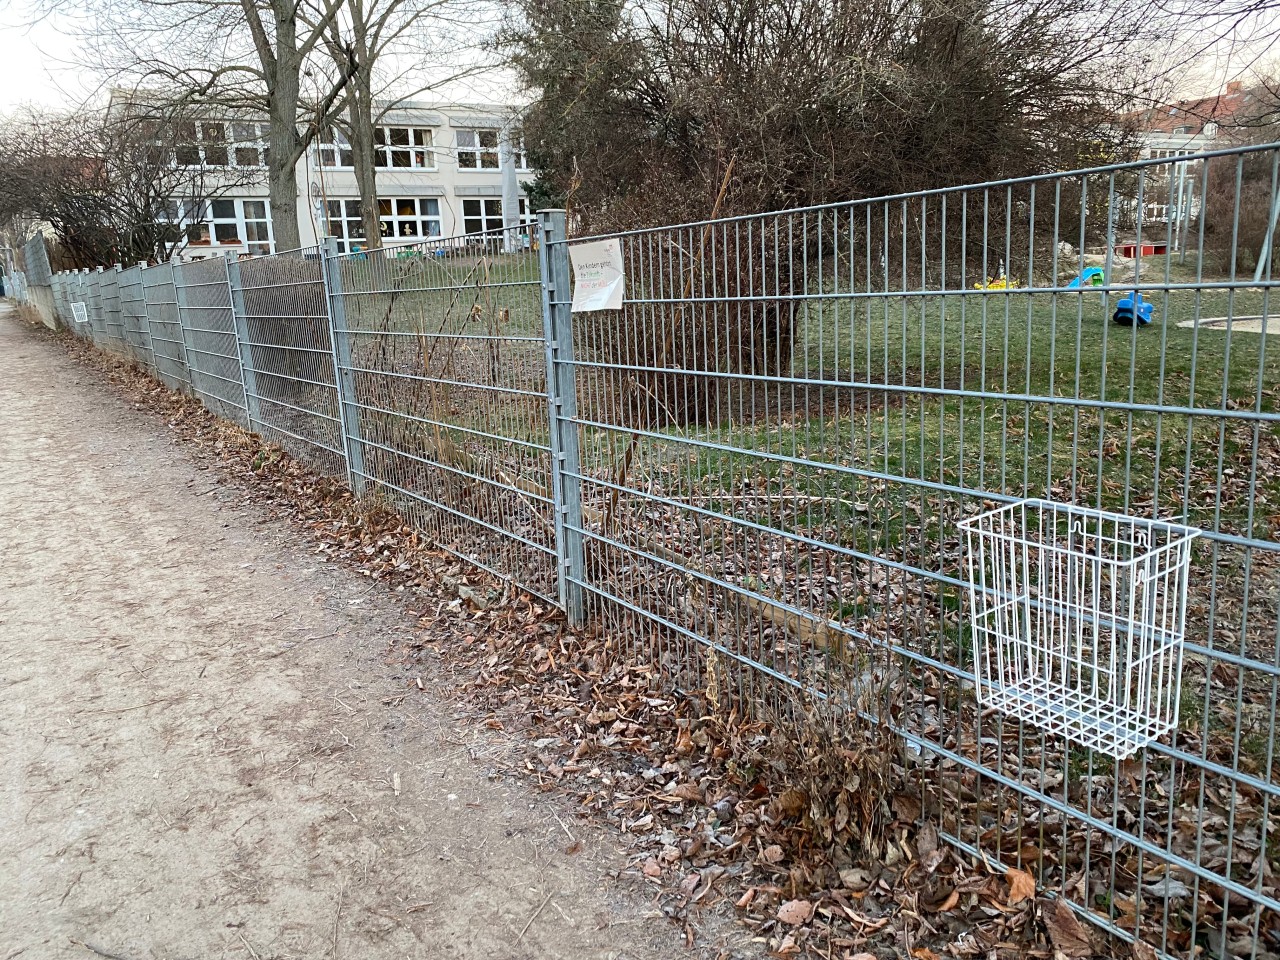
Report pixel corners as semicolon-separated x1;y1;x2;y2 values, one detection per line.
319;237;367;497
170;259;199;398
536;210;586;626
224;255;262;431
137;260;157;373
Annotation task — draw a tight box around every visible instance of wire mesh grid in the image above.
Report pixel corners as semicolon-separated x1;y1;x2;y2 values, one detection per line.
45;140;1280;959
117;265;155;370
330;231;558;602
554;144;1280;956
86;270;110;345
142;263;189;393
174;257;248;427
100;268;127;354
960;499;1200;759
71;273;94;341
235;248;345;478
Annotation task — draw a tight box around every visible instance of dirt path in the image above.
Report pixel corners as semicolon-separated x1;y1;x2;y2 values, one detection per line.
0;308;699;960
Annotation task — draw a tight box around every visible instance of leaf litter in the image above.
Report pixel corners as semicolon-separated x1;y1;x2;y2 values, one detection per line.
36;320;1280;960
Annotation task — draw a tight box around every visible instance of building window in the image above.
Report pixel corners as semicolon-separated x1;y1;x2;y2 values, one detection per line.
231;122;270;168
510;133;530;171
174;120;267;168
376;127;434;169
456;129;499;169
326;199;365;253
463;198;536;236
180;198;273;254
462;198;504;234
318;129;353;168
377;197;442;240
1173;125;1194;135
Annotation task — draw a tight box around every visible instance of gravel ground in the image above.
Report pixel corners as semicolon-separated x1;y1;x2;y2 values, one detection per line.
0;306;705;960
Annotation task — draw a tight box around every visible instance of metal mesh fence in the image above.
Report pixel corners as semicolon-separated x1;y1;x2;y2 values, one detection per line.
174;257;247;426
39;141;1280;960
23;234;52;287
117;265;154;370
87;269;109;345
100;268;126;353
142;263;189;392
331;231;558;602
235;248;345;478
556;144;1280;957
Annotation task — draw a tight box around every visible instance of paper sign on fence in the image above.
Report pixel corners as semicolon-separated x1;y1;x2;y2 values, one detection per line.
71;302;88;324
569;239;625;312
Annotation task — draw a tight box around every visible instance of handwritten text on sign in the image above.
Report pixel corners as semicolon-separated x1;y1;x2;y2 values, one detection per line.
569;239;625;312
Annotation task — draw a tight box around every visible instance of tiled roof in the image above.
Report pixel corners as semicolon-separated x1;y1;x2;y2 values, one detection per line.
1124;84;1252;135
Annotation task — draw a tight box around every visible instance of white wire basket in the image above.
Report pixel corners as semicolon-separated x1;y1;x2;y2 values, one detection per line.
959;499;1201;759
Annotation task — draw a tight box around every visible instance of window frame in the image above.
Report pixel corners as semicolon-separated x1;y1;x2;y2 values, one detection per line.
179;197;274;254
173;119;269;169
456;128;501;171
375;126;436;170
374;196;443;242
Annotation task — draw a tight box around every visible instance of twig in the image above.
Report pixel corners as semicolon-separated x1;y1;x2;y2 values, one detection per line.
236;932;261;960
68;940;132;960
331;879;346;960
88;698;167;714
515;892;554;943
550;809;575;843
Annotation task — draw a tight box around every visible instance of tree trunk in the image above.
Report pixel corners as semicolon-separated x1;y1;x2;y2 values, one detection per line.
348;74;382;250
266;5;304;252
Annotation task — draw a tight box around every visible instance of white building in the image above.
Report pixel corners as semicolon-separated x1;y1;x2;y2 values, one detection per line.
123;97;537;258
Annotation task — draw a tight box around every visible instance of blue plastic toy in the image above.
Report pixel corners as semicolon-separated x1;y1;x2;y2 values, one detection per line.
1112;290;1154;327
1065;266;1106;289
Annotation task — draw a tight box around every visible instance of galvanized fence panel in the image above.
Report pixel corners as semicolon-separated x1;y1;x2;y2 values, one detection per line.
51;272;68;326
235;247;346;478
173;257;247;427
40;140;1280;960
100;266;126;353
329;228;559;603
142;262;189;393
118;264;154;370
72;271;94;340
87;268;109;345
553;144;1280;958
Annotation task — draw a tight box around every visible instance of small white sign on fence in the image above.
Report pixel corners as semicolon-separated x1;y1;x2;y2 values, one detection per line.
569;239;625;312
71;302;89;325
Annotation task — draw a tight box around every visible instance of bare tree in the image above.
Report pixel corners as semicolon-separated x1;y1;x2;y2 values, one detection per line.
50;0;358;250
317;0;490;249
0;103;260;265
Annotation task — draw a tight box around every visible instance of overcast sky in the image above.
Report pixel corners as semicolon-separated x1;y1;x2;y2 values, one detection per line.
0;0;520;112
1;0;1277;114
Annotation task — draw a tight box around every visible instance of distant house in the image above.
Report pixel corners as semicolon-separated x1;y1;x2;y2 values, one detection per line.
1127;81;1253;161
1116;81;1257;233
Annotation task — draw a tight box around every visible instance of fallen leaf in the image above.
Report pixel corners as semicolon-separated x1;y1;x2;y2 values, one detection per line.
1132;941;1159;960
641;858;661;878
916;821;938;860
667;782;703;803
1006;867;1036;905
777;899;813;926
923;888;960;913
839;867;872;890
1142;876;1191;899
912;949;940;960
1041;897;1093;958
762;844;786;864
